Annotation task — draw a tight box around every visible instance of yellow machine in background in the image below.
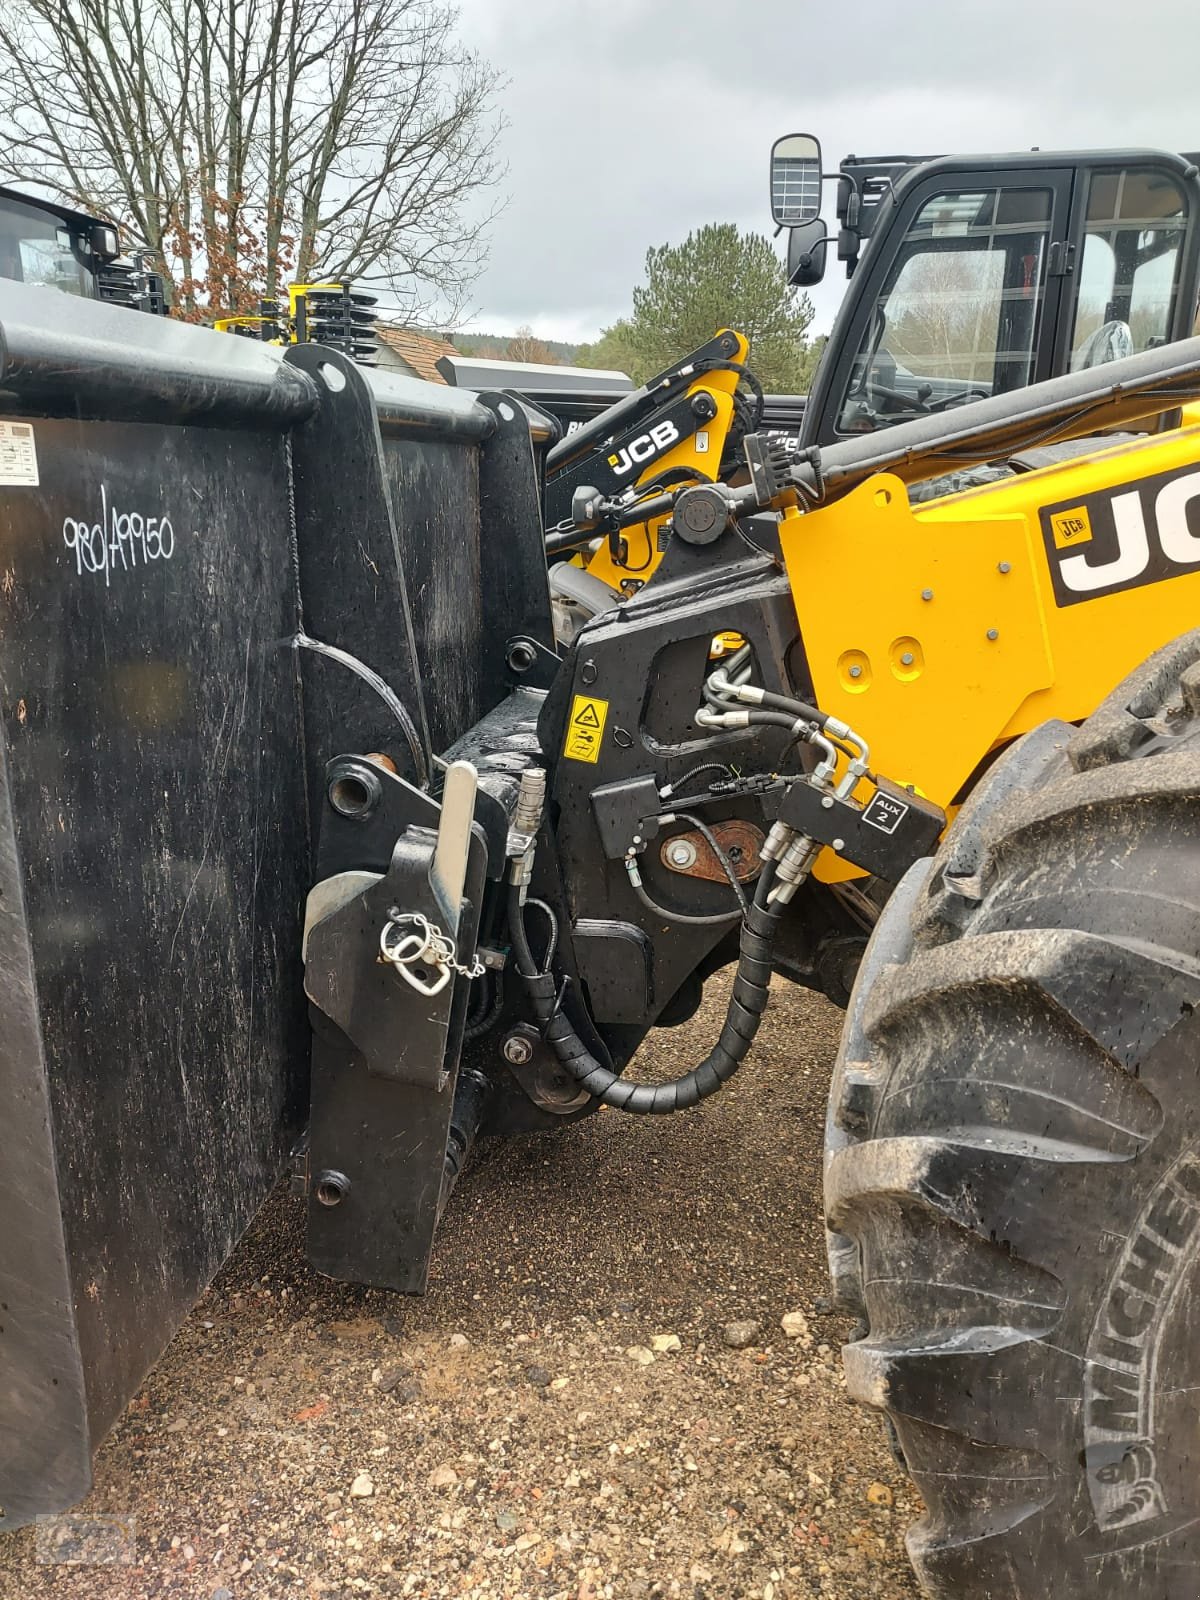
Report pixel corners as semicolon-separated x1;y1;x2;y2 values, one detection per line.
214;281;378;363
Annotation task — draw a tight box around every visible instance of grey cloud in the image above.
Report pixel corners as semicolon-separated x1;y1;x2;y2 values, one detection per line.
452;0;1196;338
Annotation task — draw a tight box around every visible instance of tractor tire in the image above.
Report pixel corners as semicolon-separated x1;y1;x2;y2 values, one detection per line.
824;629;1200;1600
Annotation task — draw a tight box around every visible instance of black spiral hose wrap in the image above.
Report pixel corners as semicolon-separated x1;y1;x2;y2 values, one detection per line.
508;862;780;1116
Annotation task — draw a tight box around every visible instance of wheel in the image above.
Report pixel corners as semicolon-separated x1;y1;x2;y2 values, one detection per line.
824;629;1200;1599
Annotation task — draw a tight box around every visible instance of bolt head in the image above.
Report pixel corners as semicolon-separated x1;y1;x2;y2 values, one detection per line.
666;838;698;869
998;561;1012;574
987;628;999;641
900;651;914;666
848;664;863;679
921;588;934;601
502;1033;533;1066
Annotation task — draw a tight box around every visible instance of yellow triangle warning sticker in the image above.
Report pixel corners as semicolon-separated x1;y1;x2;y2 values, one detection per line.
563;694;609;763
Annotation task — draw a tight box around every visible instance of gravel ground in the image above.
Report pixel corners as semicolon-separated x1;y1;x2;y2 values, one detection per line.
0;977;922;1600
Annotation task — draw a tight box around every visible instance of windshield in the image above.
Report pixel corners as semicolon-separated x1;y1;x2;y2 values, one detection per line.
0;195;92;296
837;185;1053;432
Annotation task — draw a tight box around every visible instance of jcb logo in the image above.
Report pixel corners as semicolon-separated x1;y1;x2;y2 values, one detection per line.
1041;465;1200;607
606;419;680;480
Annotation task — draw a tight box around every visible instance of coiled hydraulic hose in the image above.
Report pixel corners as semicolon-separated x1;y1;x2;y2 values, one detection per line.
508;860;782;1115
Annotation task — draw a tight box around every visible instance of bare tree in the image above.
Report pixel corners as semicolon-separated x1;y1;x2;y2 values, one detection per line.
0;0;505;319
506;324;557;364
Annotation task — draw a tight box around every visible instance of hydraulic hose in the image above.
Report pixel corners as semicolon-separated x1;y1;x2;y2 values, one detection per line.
508;861;782;1115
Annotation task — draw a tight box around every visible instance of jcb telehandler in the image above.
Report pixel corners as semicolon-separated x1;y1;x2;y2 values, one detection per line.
3;141;1200;1600
539;134;1200;640
0;182;166;312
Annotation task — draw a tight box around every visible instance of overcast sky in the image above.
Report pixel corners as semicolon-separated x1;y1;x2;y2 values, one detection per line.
450;0;1196;342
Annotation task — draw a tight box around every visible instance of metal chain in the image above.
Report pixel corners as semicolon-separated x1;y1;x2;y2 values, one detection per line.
379;912;485;997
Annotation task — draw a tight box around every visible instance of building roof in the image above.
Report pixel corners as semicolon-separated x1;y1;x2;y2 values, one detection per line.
375;324;456;383
438;354;631;393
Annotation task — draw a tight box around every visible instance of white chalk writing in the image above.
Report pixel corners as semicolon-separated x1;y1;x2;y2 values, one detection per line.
63;486;178;586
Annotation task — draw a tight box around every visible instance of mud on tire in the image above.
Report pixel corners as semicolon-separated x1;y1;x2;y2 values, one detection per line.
825;629;1200;1599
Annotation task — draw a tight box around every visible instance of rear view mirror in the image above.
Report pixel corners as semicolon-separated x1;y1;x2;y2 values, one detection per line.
88;221;120;262
771;133;823;227
787;218;828;287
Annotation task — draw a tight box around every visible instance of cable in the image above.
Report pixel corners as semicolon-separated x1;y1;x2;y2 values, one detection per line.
671;811;750;914
628;869;744;927
661;761;736;797
634;465;711;495
621;519;656;573
293;632;430;788
509;863;783;1115
524;897;560;971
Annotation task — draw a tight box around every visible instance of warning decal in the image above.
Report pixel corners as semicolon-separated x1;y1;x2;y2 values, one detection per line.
0;420;38;486
562;693;609;763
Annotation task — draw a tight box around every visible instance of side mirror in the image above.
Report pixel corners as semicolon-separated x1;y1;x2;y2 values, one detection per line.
787;218;828;287
770;132;822;227
88;222;120;262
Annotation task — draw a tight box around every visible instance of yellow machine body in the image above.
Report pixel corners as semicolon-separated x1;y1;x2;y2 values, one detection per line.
581;331;749;593
775;423;1200;877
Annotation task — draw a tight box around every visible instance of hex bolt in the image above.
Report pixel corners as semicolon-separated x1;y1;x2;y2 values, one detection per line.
667;838;698;869
848;664;863;679
987;628;999;641
900;651;914;666
921;588;934;601
502;1033;533;1066
821;796;835;810
998;561;1012;574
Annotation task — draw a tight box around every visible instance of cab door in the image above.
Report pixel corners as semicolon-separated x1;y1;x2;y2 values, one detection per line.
804;166;1074;446
1051;159;1196;377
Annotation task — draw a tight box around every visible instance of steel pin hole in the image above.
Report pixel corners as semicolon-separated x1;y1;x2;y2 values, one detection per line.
328;766;381;819
314;1170;350;1208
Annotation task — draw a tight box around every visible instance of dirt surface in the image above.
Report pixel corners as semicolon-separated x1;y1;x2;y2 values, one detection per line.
0;978;922;1600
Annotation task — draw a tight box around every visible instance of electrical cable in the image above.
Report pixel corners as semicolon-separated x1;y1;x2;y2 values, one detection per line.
292;631;430;788
524;897;559;971
628;869;744;927
620;520;656;573
670;811;750;914
661;761;736;795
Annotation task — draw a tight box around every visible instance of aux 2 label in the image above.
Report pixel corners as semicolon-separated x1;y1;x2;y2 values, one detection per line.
1040;463;1200;606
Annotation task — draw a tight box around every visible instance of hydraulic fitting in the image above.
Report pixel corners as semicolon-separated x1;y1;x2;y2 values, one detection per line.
769;833;821;906
508;766;547;892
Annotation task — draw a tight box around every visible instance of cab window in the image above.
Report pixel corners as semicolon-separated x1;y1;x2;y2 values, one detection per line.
1070;167;1187;369
0;197;91;297
837;186;1052;433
